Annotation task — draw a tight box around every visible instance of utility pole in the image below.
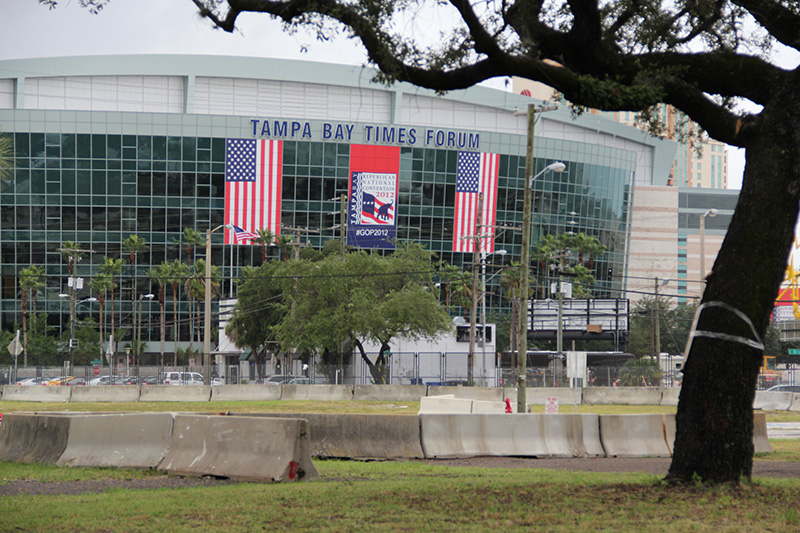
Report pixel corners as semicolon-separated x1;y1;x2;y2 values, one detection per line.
516;103;561;413
58;246;94;375
517;105;536;413
467;193;484;386
281;226;321;260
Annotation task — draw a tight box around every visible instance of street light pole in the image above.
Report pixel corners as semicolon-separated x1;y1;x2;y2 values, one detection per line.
135;293;154;379
654;278;670;356
204;224;233;385
480;249;506;386
700;208;717;287
468;193;484;386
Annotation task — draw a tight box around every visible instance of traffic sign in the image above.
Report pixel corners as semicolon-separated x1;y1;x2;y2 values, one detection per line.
789;349;800;355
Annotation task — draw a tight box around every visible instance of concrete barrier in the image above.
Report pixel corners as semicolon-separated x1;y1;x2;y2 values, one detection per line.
753;391;794;411
56;413;174;468
542;414;605;457
418;396;473;414
0;414;71;463
471;400;507;414
211;385;282;402
790;394;800;412
419;414;599;458
427;386;503;401
139;385;212;402
664;413;772;454
599;414;671;457
159;415;318;482
70;385;142;403
280;384;354;401
753;412;773;453
660;388;681;406
353;384;426;402
585;387;664;405
249;413;424;459
505;387;580;406
1;385;72;403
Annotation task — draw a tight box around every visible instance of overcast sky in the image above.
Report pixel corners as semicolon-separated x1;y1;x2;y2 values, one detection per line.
5;0;800;190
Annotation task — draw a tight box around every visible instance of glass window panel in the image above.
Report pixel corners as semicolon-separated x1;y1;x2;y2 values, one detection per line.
14;133;30;158
167;137;182;160
92;135;106;159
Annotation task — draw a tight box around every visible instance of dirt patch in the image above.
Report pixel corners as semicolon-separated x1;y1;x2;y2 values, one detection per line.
2;458;798;496
422;456;800;478
0;475;240;496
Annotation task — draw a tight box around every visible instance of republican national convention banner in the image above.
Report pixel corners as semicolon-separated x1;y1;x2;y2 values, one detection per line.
452;151;500;254
348;144;400;249
224;138;283;245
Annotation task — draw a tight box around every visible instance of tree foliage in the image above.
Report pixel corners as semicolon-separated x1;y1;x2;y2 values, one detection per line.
232;242;452;384
227;264;288;379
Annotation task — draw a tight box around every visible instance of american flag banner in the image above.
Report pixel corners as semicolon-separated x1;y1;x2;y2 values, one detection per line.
452;151;499;253
231;225;258;244
225;138;283;245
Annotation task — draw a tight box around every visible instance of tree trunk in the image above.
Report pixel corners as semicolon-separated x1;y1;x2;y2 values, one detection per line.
354;339;388;384
667;97;800;483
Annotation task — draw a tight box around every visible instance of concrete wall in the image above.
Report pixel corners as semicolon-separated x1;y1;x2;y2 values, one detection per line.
1;385;797;412
0;412;318;482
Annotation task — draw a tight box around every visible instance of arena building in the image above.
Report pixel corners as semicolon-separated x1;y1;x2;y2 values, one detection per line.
0;55;678;365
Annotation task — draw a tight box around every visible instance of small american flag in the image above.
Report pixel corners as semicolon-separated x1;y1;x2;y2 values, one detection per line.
453;151;499;253
225;138;283;245
231;225;258;244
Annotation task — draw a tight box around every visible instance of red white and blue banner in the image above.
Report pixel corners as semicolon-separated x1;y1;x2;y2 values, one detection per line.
348;144;400;249
224;138;283;245
452;151;499;254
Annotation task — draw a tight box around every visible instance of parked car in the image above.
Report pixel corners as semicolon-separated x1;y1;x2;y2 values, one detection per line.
262;375;296;385
140;376;158;385
87;376;115;386
44;376;75;386
159;371;221;385
66;378;88;386
766;384;800;393
285;377;317;385
16;377;44;386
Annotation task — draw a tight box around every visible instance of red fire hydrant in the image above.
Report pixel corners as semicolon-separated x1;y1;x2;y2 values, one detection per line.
504;398;513;414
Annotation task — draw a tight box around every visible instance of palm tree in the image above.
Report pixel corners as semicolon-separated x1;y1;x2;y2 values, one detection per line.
275;234;293;261
184;259;221;354
18;265;45;365
253;228;275;264
99;257;124;358
148;262;171;368
89;272;116;360
500;263;523;355
0;132;13;183
176;228;204;266
122;234;149;300
59;241;84;277
166;259;189;366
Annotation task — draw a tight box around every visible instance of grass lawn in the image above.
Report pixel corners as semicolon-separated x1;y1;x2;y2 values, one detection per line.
2;400;800;530
1;460;800;532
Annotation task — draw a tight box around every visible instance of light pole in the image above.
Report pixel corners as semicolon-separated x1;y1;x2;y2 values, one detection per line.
654;278;670;356
518;155;566;413
58;294;96;374
699;208;717;286
135;293;154;378
480;249;506;386
204;224;233;385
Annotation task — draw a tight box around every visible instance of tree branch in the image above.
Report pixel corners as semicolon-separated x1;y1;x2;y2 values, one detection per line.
731;0;800;51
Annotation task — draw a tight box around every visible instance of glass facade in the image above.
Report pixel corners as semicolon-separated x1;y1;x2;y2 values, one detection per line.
0;56;659;358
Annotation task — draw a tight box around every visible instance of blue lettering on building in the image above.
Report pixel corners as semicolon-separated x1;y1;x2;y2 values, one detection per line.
249;119;478;150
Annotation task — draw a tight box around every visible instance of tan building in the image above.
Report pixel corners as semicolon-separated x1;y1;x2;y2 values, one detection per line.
513;77;734;306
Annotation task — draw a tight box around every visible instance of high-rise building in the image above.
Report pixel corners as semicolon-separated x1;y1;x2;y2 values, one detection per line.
514;78;729;190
